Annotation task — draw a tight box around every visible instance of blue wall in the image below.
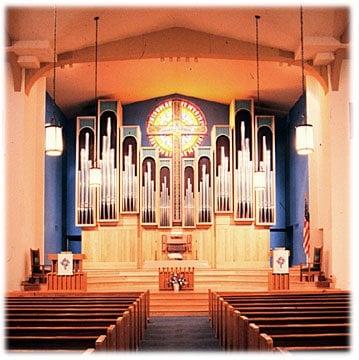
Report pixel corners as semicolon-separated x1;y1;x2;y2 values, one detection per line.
123;93;229;146
64;114;81;238
286;94;309;265
269;115;288;250
44;94;68;263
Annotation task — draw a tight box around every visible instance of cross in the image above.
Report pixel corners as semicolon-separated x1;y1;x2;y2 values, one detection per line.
276;256;285;269
147;99;207;225
60;257;71;270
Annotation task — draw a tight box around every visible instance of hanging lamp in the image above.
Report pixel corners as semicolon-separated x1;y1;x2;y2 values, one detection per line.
253;15;266;190
89;16;101;187
45;6;63;156
295;6;314;155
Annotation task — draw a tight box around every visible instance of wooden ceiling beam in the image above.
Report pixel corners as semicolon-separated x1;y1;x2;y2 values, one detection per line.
25;26;329;96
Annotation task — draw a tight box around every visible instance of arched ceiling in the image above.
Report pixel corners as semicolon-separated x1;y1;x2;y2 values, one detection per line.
6;6;349;118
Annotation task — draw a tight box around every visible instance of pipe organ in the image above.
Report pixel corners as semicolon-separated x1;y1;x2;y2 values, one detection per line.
195;147;213;225
212;126;232;213
76;116;97;227
255;115;276;225
75;98;276;230
182;159;195;228
159;159;172;228
140;148;158;225
120;126;140;213
98;100;119;222
232;100;254;221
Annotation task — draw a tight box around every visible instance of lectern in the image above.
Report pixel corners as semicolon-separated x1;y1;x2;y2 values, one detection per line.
268;248;290;291
47;253;87;291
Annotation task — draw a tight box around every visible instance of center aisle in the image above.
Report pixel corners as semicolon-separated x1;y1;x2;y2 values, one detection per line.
139;316;221;351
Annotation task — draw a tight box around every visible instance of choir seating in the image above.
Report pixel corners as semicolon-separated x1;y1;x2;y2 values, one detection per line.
209;290;350;352
5;291;149;353
30;248;52;284
300;247;323;282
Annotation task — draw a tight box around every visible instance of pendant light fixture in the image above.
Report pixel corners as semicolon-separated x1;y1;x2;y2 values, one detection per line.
89;16;101;187
295;6;314;155
45;6;63;156
253;15;266;190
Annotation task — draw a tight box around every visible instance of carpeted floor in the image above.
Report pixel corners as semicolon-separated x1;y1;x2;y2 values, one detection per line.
139;316;221;352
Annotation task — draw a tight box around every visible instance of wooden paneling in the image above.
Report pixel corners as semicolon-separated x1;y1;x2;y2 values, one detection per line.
195;228;215;268
82;216;139;269
215;215;269;269
82;214;269;270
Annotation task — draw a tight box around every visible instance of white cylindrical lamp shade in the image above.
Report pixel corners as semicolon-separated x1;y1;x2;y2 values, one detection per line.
296;124;314;155
254;171;266;190
90;166;101;187
45;123;63;156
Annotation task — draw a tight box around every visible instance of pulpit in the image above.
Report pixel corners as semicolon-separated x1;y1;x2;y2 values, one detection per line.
47;253;87;291
268;248;290;291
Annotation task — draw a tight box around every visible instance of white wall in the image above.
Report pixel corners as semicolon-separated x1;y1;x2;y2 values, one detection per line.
306;60;350;290
328;60;350;290
5;64;46;291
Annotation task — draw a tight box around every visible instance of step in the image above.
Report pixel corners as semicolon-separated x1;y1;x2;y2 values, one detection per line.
150;311;208;316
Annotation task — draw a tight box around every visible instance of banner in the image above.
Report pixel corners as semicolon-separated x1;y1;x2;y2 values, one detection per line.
272;248;289;274
57;253;73;276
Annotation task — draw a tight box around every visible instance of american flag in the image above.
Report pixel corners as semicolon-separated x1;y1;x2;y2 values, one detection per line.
303;197;310;259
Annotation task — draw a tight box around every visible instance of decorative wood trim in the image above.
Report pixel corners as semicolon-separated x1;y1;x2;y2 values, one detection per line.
7;52;23;92
330;48;349;91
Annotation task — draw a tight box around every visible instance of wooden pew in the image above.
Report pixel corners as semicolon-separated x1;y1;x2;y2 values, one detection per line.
95;335;107;351
210;291;350;352
275;345;351;352
259;332;350;351
7;335;102;351
5;291;149;352
210;290;350;329
248;322;350;350
223;306;349;349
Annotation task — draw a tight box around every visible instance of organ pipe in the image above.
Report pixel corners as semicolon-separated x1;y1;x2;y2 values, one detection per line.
122;144;137;212
142;160;156;223
198;163;211;223
100;117;117;220
235;121;253;219
257;135;275;223
216;146;231;211
78;132;94;225
184;175;194;227
160;175;170;227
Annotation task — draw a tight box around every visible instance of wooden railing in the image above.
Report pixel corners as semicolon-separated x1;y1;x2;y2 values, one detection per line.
159;267;194;290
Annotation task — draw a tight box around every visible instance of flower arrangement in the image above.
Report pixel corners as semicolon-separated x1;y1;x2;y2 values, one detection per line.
168;272;187;289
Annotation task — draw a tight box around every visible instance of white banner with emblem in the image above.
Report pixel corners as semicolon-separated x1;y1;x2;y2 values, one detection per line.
57;252;73;275
272;248;290;274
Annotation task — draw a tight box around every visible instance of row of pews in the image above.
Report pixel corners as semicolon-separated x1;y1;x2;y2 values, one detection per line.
209;290;351;352
5;291;150;353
